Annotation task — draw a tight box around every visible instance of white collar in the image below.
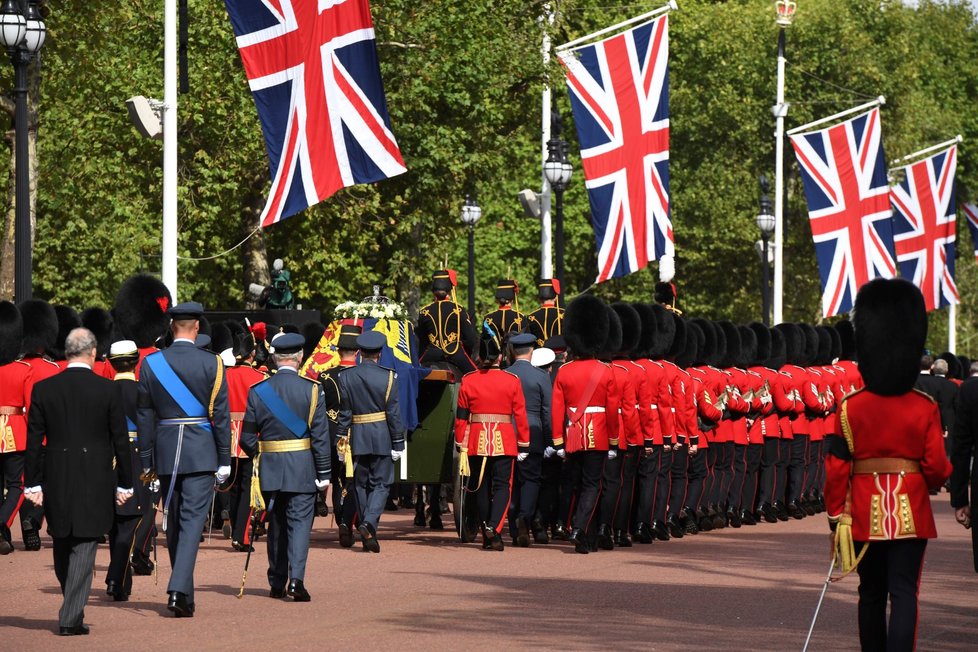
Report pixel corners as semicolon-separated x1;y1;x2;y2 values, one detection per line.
67;362;92;370
277;366;298;374
174;338;195;344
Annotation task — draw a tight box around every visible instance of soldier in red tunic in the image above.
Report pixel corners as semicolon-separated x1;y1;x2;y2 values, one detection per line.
824;278;951;651
454;326;530;551
0;302;31;554
552;295;621;554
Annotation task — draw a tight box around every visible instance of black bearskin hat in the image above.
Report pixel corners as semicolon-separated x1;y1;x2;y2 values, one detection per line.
690;318;715;366
564;294;609;359
774;323;803;367
611;303;640;355
718;321;741;369
827;326;842;363
937;352;961;380
680;320;702;369
81;307;115;358
198;315;212;337
739;325;758;368
210;322;233;355
601;306;623;360
650;304;676;359
302;322;326;364
667;314;687;360
749;323;772;367
50;305;81;361
815;327;832;366
655;281;677;308
769;326;787;369
710;321;727;368
0;301;23;365
798;324;818;367
113;274;172;348
835;319;856;361
854;278;926;396
631;303;657;359
958;356;972;381
19;299;57;356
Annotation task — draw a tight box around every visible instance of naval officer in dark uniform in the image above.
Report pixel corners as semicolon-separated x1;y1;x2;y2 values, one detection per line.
137;302;231;617
241;333;330;601
335;330;405;553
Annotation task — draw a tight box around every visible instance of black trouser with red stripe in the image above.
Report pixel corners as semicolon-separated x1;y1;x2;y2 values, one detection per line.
614;447;640;532
535;455;563;528
739;444;763;513
787;434;809;503
757;438;780;507
683;447;707;512
0;452;24;530
857;538;927;652
668;445;689;517
654;446;673;523
775;439;792;504
597;449;625;529
470;456;515;534
704;445;719;507
566;451;605;534
717;441;735;509
727;443;749;511
804;439;823;498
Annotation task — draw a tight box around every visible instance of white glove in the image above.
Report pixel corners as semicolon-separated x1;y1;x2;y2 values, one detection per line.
315;479;329;490
391;449;403;462
149;479;161;493
544;446;556;459
607;449;618;460
215;465;231;484
517;452;529;462
556;448;566;459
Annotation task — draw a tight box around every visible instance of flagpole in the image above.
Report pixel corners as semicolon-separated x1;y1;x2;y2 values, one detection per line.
787;96;885;136
950;303;957;353
540;5;554;280
556;0;677;52
162;0;178;301
889;135;963;171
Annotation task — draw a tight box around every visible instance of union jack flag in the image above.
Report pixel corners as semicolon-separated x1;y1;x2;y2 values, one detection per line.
560;14;673;284
225;0;406;228
962;202;978;264
789;108;896;317
890;146;959;311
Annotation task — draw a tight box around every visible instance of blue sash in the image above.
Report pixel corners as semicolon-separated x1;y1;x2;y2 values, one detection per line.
253;381;308;439
144;352;208;419
126;417;137;432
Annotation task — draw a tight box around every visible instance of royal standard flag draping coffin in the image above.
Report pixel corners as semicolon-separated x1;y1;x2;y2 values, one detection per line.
890;145;960;312
300;320;343;380
224;0;407;227
560;13;674;284
789;108;896;317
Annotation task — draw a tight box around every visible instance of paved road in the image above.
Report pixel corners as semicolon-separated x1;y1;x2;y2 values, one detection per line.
0;493;973;650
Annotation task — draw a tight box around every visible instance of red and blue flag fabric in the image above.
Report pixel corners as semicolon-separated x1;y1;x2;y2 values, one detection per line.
962;202;978;265
560;14;673;284
789;108;896;317
225;0;406;228
890;146;959;311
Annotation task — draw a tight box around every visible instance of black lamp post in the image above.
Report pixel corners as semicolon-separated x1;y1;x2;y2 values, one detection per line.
756;175;776;326
460;195;482;317
0;0;45;302
543;110;573;286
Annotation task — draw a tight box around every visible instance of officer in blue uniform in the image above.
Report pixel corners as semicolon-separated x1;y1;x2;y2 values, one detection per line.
240;333;330;601
136;302;231;618
505;332;552;546
335;330;405;553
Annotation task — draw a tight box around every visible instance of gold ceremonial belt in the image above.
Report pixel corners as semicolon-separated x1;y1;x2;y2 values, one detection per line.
230;412;245;421
470;413;511;424
352;412;386;424
852;458;921;475
259;439;311;453
0;406;24;415
128;431;138;442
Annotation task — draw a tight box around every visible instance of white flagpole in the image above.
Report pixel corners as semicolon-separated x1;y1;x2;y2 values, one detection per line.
950;303;957;353
787;96;885;136
162;0;179;301
540;5;554;279
889;135;963;172
556;0;677;52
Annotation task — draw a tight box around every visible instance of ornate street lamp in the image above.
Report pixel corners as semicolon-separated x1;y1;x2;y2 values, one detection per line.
543;111;573;286
460;195;482;317
756;175;776;326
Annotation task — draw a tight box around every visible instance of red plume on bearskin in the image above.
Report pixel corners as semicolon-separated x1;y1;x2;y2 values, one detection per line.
854;278;927;396
113;274;172;348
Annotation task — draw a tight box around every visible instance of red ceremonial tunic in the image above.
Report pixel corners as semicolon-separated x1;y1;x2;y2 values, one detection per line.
825;389;951;541
551;359;620;453
632;359;671;445
750;366;791;441
227;363;267;458
134;345;159;379
455;367;529;456
664;362;697;446
725;367;753;445
0;360;32;453
688;367;723;447
625;360;659;447
611;362;643;449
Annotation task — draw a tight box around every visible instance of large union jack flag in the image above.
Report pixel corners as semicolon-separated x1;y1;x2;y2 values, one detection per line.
560;14;673;284
225;0;406;228
890;146;959;311
789;108;896;317
962;202;978;264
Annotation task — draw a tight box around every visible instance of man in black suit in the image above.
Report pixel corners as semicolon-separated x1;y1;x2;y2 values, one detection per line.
916;355;958;456
951;360;978;572
23;328;133;636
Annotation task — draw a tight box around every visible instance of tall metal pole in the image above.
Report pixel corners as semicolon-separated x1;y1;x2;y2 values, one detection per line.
773;27;787;325
554;186;565;286
467;226;476;317
162;0;178;301
762;235;771;326
540;4;554;279
949;303;957;353
12;49;29;302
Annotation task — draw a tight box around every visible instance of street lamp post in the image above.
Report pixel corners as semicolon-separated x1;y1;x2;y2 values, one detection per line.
543;111;573;286
460;195;482;317
0;0;45;303
756;175;776;326
772;0;795;325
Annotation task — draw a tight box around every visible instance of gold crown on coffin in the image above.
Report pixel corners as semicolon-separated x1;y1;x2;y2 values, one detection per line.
776;0;797;27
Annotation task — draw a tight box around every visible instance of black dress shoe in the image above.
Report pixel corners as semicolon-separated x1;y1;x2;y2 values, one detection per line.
596;524;615;550
666;515;685;539
740;509;757;526
314;494;329;517
22;519;40;551
428;510;444;531
787;501;804;520
231;540;254;553
684;514;700;535
58;624;90;636
760;502;778;524
551;524;570;541
0;525;13;555
651;520;670;541
514;517;530;547
697;513;713;532
358;523;380;553
338;523;355;548
269;586;287;599
413;511;426;527
633;523;653;544
773;501;790;521
727;509;742;528
287;579;311;602
801;497;816;516
614;530;633;547
482;524;504;551
569;528;589;554
105;580;129;602
531;518;549;544
130;554;154;576
167;591;194;618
